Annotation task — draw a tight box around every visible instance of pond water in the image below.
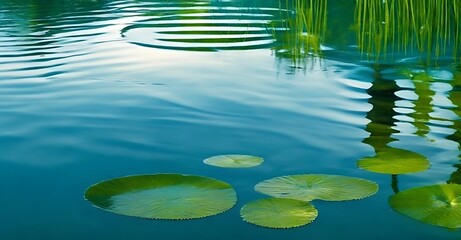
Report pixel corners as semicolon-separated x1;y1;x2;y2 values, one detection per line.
0;0;460;239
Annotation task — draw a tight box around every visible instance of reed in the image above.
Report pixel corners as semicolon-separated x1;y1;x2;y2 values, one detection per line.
276;0;460;66
355;0;461;64
276;0;327;65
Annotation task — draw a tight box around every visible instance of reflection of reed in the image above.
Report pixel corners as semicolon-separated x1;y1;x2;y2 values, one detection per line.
358;67;430;192
404;71;436;139
362;68;400;151
447;70;461;184
360;68;401;193
355;0;461;64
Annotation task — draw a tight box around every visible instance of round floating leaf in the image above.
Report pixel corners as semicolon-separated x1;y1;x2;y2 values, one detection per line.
357;148;430;174
255;174;378;201
84;174;237;220
389;184;461;229
203;154;263;168
240;198;318;228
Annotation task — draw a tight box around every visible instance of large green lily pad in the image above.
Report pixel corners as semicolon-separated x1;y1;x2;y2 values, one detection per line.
255;174;378;201
203;154;263;168
240;198;318;228
84;174;237;220
389;184;461;229
357;148;430;174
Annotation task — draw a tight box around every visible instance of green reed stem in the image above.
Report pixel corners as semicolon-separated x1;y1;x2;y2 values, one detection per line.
278;0;327;65
356;0;460;65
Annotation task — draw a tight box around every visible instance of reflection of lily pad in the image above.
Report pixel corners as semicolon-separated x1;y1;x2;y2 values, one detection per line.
255;174;378;201
357;148;430;174
84;174;237;220
203;154;263;168
389;184;461;229
240;198;318;228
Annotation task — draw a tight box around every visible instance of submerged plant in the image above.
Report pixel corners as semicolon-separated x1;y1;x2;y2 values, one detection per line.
84;174;237;220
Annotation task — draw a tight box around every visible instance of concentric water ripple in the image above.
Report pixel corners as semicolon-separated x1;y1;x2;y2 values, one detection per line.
120;1;282;51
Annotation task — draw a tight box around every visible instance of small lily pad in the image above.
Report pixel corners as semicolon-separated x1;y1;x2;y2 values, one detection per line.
203;154;263;168
357;148;430;174
84;174;237;220
389;184;461;229
255;174;378;201
240;198;318;228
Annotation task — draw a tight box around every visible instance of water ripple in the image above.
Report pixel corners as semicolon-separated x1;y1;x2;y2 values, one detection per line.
120;1;281;51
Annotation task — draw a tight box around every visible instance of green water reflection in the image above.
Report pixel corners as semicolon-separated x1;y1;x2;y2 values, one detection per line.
3;0;460;66
448;70;461;184
362;67;400;151
357;66;428;191
358;64;461;228
1;0;461;237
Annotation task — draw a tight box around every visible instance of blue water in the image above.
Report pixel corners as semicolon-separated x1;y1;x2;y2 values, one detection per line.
1;0;460;239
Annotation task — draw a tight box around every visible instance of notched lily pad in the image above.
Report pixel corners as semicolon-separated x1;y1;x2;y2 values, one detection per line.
240;198;318;228
203;154;263;168
389;184;461;229
255;174;378;201
84;173;237;220
357;148;430;174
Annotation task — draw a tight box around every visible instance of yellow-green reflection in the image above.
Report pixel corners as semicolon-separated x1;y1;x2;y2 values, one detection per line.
401;69;437;139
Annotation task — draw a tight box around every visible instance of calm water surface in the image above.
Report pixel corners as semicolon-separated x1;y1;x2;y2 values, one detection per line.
1;0;460;239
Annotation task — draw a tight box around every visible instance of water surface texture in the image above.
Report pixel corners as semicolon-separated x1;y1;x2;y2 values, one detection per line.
1;0;460;239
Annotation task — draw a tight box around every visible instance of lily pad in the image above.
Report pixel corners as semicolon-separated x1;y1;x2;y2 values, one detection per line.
240;198;318;228
203;154;263;168
84;173;237;220
255;174;378;201
389;184;461;229
357;148;430;174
